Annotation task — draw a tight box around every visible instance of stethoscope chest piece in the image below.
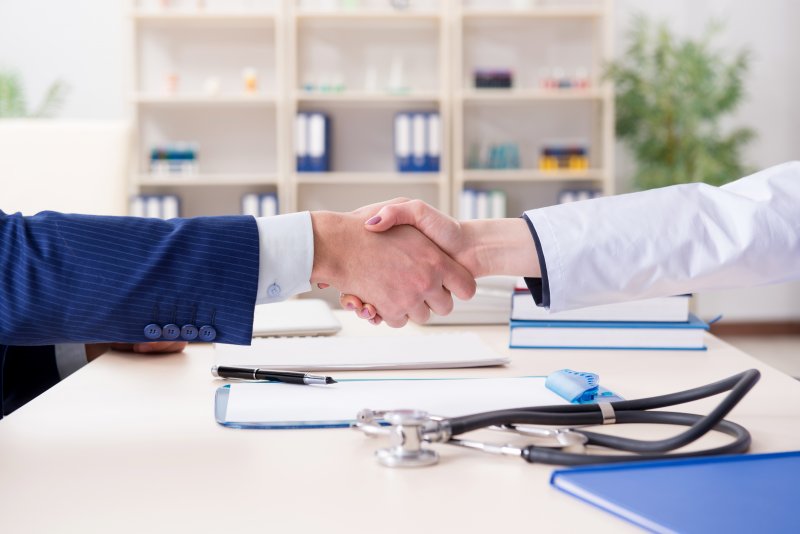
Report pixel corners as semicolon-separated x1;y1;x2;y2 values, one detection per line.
364;409;440;467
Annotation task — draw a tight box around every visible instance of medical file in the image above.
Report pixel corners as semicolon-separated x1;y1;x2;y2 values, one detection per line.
214;332;508;371
550;451;800;533
216;376;571;429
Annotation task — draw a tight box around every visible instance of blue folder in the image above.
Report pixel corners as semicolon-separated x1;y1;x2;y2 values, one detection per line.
550;451;800;533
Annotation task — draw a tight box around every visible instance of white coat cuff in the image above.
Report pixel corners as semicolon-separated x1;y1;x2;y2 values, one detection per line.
255;212;314;304
524;208;564;311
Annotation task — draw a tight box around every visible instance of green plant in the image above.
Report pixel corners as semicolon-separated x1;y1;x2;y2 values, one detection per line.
606;15;755;189
0;70;69;118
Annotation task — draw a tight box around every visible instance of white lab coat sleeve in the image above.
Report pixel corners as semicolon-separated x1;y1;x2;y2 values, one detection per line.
524;161;800;312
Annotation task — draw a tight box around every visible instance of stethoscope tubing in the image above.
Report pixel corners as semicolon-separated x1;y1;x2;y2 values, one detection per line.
445;369;760;465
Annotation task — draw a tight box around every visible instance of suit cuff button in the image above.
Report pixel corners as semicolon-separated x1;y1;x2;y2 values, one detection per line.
144;323;162;340
198;325;217;342
180;325;199;341
267;283;281;298
162;324;181;340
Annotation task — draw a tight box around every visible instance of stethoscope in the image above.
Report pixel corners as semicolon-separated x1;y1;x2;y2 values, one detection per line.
353;369;760;467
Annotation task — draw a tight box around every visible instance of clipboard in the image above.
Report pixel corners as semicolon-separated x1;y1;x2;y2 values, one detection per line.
214;376;622;430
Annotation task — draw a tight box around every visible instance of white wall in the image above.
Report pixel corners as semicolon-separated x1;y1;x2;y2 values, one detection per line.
1;0;798;320
614;0;800;321
0;0;129;120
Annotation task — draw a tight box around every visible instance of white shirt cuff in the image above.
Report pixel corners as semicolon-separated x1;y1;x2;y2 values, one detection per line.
54;343;88;379
254;212;314;304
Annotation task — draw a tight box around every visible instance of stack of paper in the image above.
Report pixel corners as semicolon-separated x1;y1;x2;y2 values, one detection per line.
215;332;509;371
428;276;515;325
216;376;569;429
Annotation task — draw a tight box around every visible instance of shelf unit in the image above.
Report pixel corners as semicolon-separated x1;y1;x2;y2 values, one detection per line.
129;0;286;217
286;0;450;214
128;0;614;220
452;0;614;217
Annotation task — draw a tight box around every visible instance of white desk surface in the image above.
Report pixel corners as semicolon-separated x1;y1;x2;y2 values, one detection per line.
2;312;800;533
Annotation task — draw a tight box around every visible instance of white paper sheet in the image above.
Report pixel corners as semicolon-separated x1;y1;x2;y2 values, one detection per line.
214;332;509;371
221;376;566;427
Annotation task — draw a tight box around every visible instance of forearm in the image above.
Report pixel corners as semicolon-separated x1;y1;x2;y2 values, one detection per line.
526;161;800;311
460;218;541;278
0;211;259;345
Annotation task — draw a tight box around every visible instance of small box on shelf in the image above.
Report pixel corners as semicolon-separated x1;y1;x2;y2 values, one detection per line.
474;68;514;89
539;66;590;90
539;142;589;171
467;141;521;171
149;142;199;175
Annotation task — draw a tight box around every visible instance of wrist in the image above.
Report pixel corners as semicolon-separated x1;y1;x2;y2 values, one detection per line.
462;219;541;278
310;211;359;287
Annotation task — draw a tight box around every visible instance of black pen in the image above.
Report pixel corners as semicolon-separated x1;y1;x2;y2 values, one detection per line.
211;365;337;385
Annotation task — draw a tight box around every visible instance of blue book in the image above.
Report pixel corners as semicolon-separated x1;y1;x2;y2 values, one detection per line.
509;313;708;350
550;451;800;533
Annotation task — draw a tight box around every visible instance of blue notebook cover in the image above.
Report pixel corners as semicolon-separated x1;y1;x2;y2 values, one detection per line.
509;313;709;350
550;451;800;533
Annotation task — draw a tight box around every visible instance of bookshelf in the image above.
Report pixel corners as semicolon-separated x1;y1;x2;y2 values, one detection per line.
129;0;285;217
129;0;613;220
452;0;614;218
286;0;450;214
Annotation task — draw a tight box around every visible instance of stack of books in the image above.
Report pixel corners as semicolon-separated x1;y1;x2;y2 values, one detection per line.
510;283;708;350
428;276;516;325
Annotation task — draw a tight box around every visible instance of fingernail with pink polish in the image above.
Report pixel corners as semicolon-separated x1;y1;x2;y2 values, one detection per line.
365;216;381;226
360;308;371;318
345;302;355;310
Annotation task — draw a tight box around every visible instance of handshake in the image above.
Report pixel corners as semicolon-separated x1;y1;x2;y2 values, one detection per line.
311;198;541;327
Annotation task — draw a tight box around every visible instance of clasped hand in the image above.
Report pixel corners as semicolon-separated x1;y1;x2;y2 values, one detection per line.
310;200;476;327
312;198;541;327
312;199;539;327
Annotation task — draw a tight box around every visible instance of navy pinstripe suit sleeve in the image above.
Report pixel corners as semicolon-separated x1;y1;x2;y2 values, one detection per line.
0;210;260;346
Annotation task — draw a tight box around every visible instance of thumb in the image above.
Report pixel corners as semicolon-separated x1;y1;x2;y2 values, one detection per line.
364;200;463;260
363;201;420;233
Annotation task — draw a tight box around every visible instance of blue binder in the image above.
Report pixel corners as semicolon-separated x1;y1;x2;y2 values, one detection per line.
296;112;330;172
550;451;800;533
395;111;440;172
426;112;440;172
394;112;412;172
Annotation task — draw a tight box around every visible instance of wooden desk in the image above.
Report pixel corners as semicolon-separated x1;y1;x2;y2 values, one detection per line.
2;312;799;533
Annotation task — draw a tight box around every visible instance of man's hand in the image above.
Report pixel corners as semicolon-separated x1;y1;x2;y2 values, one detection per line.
338;199;540;324
85;341;187;362
310;207;476;327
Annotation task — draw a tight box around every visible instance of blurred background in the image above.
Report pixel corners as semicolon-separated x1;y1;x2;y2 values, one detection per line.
0;0;798;369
